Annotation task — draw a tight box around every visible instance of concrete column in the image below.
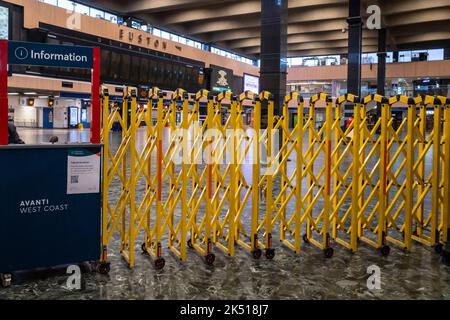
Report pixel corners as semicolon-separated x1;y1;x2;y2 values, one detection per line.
444;48;450;60
260;0;288;120
347;0;363;98
377;28;387;117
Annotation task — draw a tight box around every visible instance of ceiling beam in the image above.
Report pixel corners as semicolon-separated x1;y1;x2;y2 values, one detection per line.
221;29;378;50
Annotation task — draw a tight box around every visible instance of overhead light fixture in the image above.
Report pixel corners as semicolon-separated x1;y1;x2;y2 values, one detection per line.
24;92;37;95
27;98;35;107
8;92;19;96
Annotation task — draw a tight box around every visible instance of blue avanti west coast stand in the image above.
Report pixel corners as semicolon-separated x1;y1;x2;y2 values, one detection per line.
0;40;109;287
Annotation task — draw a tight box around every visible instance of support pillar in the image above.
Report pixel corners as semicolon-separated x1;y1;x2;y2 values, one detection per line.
377;28;387;118
347;0;362;101
444;48;450;60
260;0;288;122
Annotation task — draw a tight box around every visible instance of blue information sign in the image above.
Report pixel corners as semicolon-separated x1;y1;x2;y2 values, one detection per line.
8;41;93;69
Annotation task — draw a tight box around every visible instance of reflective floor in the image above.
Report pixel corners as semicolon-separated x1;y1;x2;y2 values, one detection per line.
1;128;449;300
16;128;91;145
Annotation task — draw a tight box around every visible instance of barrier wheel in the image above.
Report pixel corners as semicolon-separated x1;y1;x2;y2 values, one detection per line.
141;242;148;254
187;239;194;249
155;258;165;270
205;253;216;266
265;249;275;260
0;274;12;288
442;248;450;266
324;247;334;259
251;248;262;260
303;234;309;244
380;245;391;257
434;243;443;255
98;262;111;275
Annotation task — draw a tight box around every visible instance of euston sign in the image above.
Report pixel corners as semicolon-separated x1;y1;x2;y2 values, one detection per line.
8;41;93;69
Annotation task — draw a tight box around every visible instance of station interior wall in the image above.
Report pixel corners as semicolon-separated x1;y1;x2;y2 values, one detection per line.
8;95;82;128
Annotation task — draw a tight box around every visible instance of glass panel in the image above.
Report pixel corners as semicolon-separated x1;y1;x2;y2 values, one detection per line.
428;49;444;61
411;50;428;62
105;12;117;23
90;8;104;19
161;31;170;40
398;51;412;62
386;52;393;63
0;5;8;40
58;0;75;11
152;28;161;37
362;53;377;64
42;0;58;5
131;20;141;30
73;2;89;15
170;33;178;42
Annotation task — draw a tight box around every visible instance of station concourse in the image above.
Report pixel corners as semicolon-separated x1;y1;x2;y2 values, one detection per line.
0;0;450;302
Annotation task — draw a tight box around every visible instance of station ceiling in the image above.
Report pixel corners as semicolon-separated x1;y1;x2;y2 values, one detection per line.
88;0;450;58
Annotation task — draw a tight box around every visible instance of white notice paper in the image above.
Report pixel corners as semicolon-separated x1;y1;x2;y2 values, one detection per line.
67;149;100;195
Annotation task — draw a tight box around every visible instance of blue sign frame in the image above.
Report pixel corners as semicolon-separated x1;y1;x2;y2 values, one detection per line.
8;41;93;69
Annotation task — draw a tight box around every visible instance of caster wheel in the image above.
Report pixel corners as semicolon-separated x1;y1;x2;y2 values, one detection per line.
141;242;148;254
434;243;443;255
251;248;262;260
324;247;334;259
303;234;309;244
97;262;111;275
380;245;391;257
442;249;450;266
265;249;275;260
155;258;165;270
0;274;12;288
205;253;216;266
187;239;194;249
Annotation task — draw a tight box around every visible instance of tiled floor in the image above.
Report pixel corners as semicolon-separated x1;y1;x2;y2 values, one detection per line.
1;128;449;300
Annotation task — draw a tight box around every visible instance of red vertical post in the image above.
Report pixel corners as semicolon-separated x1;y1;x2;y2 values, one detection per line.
90;47;101;144
0;40;8;145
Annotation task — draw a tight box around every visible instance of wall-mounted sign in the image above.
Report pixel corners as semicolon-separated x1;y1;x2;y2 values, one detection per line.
210;65;233;92
8;41;93;69
243;73;260;93
119;29;171;52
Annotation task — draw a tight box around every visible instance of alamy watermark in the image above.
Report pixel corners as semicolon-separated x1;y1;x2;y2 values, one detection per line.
366;265;382;290
366;5;382;30
66;265;82;291
169;123;280;175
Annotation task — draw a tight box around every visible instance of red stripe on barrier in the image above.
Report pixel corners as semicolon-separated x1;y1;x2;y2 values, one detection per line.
327;140;332;195
157;140;162;201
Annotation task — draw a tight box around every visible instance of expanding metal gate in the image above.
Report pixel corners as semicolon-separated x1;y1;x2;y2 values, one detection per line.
100;87;450;269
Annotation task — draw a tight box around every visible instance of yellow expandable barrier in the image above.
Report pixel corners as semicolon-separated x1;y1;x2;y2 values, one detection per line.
99;88;449;269
302;93;334;257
